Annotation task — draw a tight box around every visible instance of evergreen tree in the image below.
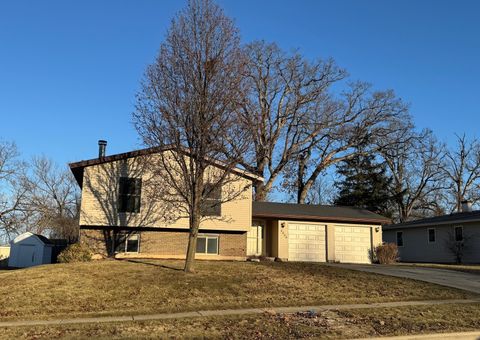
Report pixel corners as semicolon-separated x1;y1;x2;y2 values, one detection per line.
334;152;393;217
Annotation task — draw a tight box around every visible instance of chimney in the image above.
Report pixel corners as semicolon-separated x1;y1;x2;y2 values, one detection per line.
98;140;107;158
461;200;472;213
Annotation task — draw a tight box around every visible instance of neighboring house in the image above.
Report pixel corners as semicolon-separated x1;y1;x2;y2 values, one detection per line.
383;201;480;263
8;232;54;268
0;245;10;268
70;142;388;264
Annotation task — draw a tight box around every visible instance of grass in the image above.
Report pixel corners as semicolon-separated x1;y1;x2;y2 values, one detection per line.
2;303;480;339
402;263;480;275
0;259;475;322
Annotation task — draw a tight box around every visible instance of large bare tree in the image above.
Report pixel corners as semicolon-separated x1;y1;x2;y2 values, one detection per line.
239;41;346;201
26;156;80;241
379;129;446;222
442;134;480;212
287;82;410;203
133;0;250;272
0;141;29;242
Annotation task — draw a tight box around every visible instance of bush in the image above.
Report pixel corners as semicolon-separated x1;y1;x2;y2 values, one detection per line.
373;243;398;264
57;243;92;263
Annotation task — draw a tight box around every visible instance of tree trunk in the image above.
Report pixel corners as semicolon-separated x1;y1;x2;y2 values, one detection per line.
184;211;200;273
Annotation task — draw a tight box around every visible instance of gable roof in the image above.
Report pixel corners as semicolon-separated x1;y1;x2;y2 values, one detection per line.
11;232;53;245
384;210;480;230
69;146;263;187
252;201;390;224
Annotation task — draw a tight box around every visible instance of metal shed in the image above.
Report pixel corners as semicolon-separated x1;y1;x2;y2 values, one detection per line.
8;232;53;268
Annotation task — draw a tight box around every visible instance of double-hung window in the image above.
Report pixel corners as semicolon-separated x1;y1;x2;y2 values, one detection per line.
114;232;140;253
196;235;219;255
118;177;142;213
396;231;404;247
201;183;221;217
454;226;463;242
428;228;436;243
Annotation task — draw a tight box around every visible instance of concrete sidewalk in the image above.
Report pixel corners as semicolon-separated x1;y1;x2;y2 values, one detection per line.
0;298;478;328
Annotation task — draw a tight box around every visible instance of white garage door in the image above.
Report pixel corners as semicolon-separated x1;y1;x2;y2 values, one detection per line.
334;226;372;264
288;223;326;262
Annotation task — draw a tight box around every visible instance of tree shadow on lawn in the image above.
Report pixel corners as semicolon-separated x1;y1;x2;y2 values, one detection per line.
121;258;184;272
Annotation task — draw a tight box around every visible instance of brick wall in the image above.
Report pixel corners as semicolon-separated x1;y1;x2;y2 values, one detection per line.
80;228;246;258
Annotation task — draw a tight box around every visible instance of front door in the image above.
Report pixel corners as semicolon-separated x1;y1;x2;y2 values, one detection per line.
247;223;264;256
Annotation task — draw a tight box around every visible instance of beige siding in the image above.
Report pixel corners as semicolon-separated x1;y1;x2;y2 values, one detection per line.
79;154;252;232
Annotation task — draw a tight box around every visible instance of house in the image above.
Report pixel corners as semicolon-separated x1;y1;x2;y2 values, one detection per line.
70;141;388;264
0;245;10;268
383;201;480;263
8;232;54;268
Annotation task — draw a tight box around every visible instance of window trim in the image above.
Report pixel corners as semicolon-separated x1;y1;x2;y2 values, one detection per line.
196;234;219;255
114;231;140;253
454;225;464;242
427;228;436;244
396;231;404;247
118;177;142;213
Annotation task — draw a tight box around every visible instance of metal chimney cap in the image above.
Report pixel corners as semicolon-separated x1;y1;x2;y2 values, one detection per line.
98;140;107;146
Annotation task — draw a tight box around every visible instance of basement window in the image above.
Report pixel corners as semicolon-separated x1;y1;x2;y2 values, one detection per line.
396;231;404;247
114;231;140;253
118;177;142;213
196;235;219;255
428;228;436;243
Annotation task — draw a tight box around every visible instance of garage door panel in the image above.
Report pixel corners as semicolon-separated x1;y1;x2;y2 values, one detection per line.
334;225;372;264
288;223;326;262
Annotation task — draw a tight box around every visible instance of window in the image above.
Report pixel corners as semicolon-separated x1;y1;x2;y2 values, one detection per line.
201;184;221;216
454;226;463;242
396;231;404;247
114;231;140;253
428;228;436;243
118;177;142;213
196;235;218;255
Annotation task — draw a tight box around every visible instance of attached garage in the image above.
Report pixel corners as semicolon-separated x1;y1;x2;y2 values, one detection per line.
334;225;372;263
252;202;387;264
288;222;326;262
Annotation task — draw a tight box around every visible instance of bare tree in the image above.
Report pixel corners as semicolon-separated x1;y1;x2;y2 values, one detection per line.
0;141;29;242
25;156;80;242
288;82;410;203
239;41;346;201
380;129;446;222
133;0;251;272
442;134;480;212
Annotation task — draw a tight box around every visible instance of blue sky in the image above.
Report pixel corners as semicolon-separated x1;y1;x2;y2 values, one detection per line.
0;0;479;166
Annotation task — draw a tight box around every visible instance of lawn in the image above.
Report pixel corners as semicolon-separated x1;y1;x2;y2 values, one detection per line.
0;259;475;322
402;263;480;275
2;303;480;339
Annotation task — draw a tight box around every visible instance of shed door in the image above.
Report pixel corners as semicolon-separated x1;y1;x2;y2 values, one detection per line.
288;223;326;262
334;226;372;264
17;244;36;267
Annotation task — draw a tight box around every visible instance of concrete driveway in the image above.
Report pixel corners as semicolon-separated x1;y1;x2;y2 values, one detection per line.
329;264;480;294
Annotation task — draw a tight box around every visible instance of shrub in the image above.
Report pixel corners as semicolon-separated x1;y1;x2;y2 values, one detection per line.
57;243;92;263
373;243;398;264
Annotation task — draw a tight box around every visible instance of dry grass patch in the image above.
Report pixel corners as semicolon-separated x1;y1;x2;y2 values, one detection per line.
0;259;474;321
2;303;480;339
404;263;480;275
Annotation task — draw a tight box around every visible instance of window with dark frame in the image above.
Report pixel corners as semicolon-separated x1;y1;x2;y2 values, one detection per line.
454;226;463;242
118;177;142;213
196;235;218;254
114;231;140;253
396;231;404;247
201;183;221;216
428;228;436;243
